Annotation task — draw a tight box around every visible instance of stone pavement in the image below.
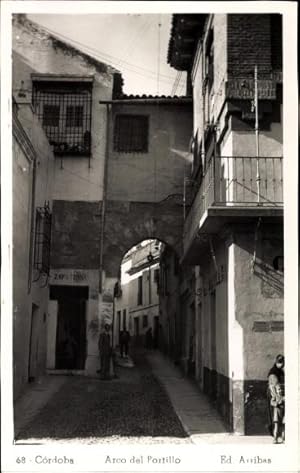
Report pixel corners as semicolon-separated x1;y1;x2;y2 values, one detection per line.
145;350;272;445
14;350;273;445
14;375;67;439
14;354;191;444
115;352;135;368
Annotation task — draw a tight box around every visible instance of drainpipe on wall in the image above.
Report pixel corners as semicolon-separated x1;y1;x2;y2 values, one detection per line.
196;265;204;388
27;151;37;294
201;41;206;174
99;104;111;293
251;217;262;274
254;65;261;204
209;236;218;274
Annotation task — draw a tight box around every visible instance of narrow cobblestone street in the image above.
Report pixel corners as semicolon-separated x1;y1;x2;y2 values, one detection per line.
15;352;191;445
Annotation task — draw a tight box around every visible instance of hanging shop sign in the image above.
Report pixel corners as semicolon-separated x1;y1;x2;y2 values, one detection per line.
99;302;113;326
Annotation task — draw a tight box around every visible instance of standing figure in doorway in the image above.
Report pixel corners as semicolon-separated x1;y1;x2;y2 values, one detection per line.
98;324;111;380
120;329;130;358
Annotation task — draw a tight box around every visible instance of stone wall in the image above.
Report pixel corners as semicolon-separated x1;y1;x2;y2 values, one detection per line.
51;200;101;269
103;200;184;278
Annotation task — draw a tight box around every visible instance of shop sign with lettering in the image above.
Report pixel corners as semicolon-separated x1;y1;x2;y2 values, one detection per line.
50;270;88;284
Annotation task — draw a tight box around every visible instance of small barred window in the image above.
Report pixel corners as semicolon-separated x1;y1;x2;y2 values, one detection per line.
114;114;149;153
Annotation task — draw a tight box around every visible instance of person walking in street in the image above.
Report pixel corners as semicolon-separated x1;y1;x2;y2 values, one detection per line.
120;328;130;358
98;324;112;380
267;354;285;443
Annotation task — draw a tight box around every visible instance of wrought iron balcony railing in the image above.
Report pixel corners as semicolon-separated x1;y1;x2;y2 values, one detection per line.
183;155;283;246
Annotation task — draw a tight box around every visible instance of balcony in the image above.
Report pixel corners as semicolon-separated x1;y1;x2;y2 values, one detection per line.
183;156;283;260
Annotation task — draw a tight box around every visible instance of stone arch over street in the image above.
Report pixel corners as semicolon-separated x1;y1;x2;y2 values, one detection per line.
102;199;183;279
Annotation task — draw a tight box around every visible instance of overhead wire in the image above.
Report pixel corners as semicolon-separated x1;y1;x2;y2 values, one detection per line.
170;72;178;95
34;22;176;84
171;71;182;96
156;16;161;96
178;79;186;96
121;17;152;61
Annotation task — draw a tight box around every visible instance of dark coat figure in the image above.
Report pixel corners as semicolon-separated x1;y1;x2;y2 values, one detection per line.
267;354;285;443
145;327;153;349
98;324;111;379
120;329;130;357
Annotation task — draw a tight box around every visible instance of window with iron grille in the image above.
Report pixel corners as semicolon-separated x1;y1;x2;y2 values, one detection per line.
143;315;148;328
32;81;92;156
33;205;52;275
114;114;149;153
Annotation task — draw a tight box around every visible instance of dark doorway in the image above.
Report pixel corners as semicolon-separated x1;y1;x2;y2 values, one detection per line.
188;302;196;377
117;310;121;344
153;315;159;349
210;290;216;368
50;286;88;370
210;289;217;399
134;316;140;345
28;303;39;382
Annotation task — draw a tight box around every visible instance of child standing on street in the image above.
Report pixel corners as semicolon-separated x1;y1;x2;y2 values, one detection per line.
268;373;285;443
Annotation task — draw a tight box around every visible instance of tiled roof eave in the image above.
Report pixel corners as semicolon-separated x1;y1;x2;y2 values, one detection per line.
167;14;207;70
99;96;192;104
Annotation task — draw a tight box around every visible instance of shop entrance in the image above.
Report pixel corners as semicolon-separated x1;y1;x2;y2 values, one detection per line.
50;286;88;370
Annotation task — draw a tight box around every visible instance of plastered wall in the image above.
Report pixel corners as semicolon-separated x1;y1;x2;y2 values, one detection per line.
107;103;192;203
233;226;283;380
13;102;55;399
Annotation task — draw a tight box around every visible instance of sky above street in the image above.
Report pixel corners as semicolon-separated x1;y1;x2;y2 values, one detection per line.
28;14;186;96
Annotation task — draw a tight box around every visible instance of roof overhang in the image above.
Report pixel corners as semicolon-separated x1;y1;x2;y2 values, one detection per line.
167;14;208;71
